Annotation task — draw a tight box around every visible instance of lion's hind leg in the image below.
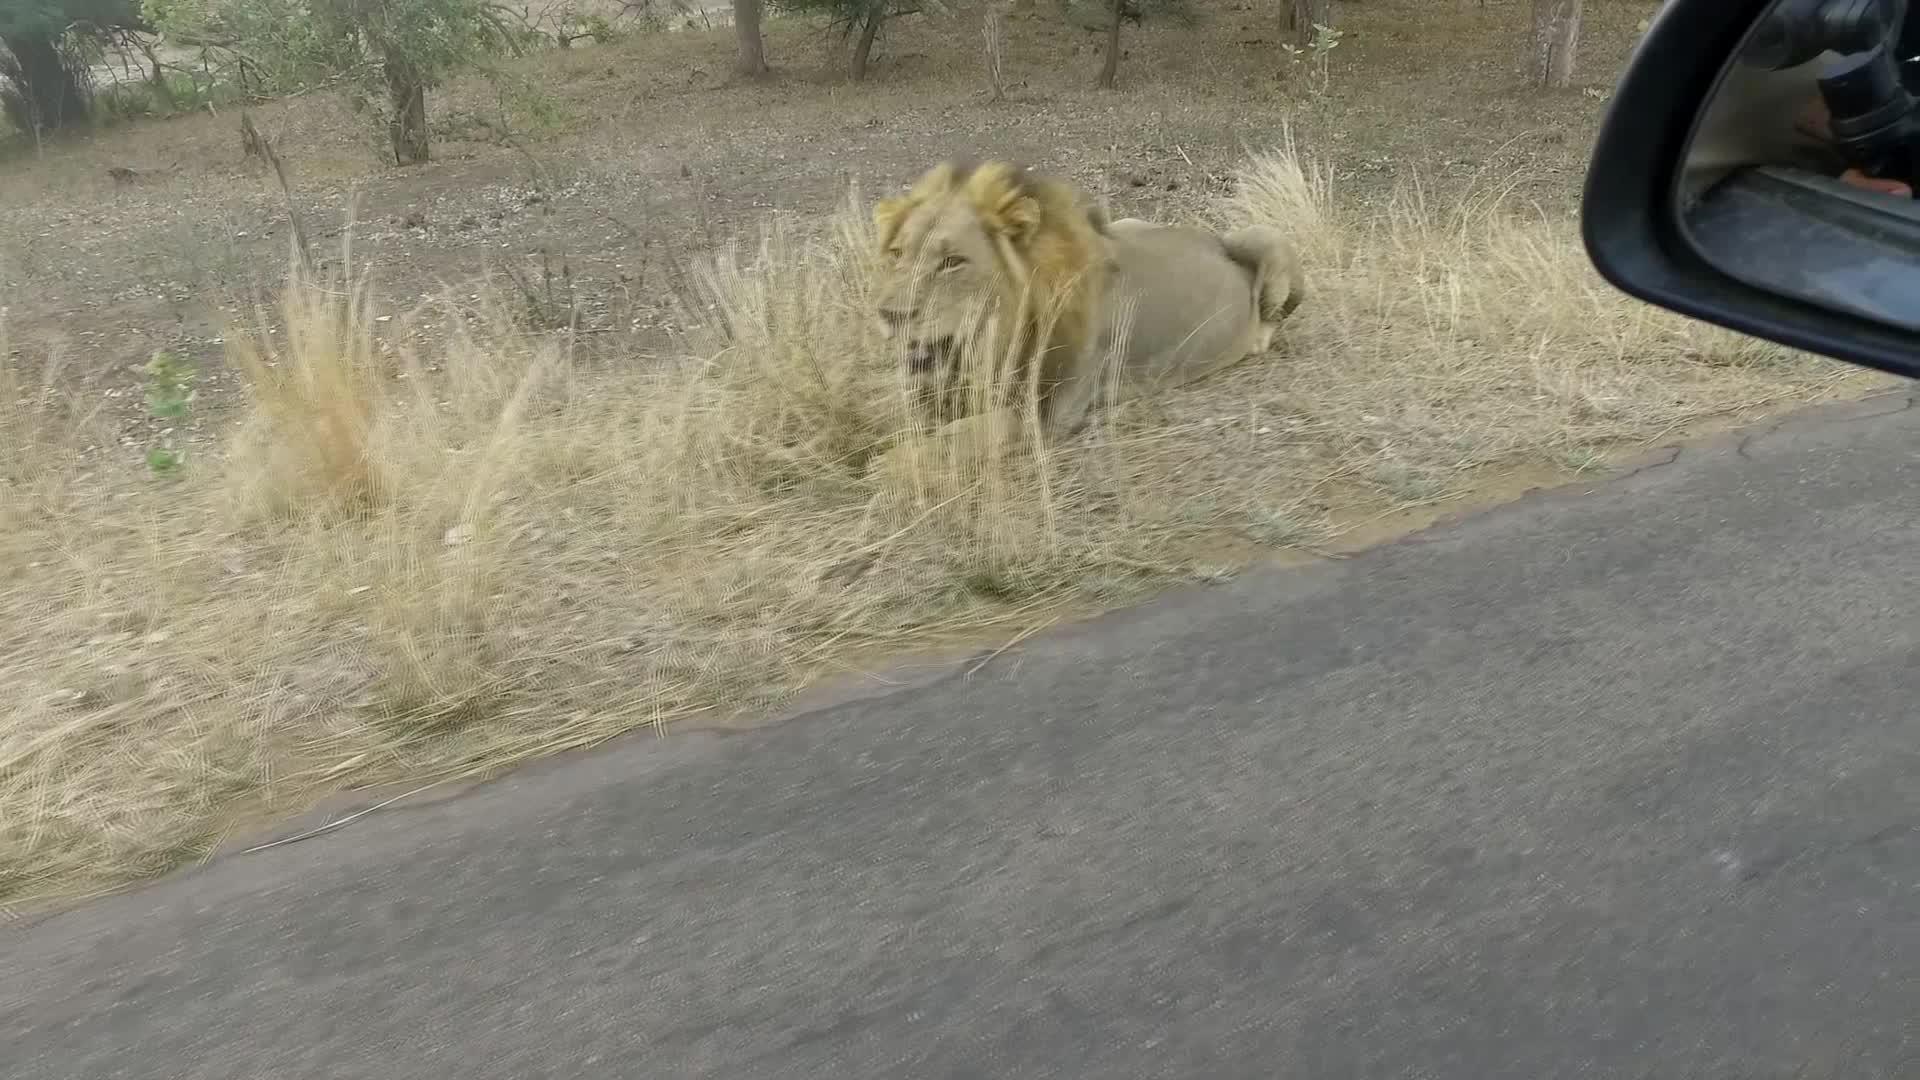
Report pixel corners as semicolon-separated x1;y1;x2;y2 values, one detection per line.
1221;224;1308;333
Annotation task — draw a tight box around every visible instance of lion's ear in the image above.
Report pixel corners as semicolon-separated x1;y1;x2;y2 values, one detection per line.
994;194;1044;247
872;196;910;252
967;162;1043;248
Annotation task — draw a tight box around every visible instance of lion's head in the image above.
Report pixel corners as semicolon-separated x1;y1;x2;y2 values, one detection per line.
870;161;1111;412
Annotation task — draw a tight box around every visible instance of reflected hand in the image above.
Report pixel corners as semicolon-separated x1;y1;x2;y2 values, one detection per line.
1796;98;1917;198
1839;167;1914;197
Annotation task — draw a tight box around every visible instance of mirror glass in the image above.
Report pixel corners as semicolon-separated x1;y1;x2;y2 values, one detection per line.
1678;0;1920;332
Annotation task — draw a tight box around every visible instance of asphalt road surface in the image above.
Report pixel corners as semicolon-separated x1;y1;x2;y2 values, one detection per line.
5;389;1918;1080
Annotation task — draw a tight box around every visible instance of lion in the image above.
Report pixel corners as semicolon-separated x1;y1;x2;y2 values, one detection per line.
867;159;1307;479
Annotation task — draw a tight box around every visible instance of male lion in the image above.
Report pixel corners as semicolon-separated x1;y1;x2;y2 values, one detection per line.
868;159;1306;478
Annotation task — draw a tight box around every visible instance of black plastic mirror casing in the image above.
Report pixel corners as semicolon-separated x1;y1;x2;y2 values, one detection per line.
1581;0;1920;379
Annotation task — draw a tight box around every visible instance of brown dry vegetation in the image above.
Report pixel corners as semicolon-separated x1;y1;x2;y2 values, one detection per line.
0;0;1892;910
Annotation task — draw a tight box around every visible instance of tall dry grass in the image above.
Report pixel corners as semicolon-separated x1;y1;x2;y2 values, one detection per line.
0;143;1865;908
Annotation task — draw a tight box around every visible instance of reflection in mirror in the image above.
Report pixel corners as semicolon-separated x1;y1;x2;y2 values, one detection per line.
1678;0;1920;332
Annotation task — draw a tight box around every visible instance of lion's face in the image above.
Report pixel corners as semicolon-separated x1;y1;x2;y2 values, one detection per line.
871;161;1112;427
872;162;1063;409
872;191;1008;396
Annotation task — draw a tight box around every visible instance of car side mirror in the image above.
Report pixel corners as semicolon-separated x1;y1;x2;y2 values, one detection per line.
1583;0;1920;380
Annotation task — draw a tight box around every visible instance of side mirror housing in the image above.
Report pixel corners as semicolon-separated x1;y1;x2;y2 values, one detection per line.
1582;0;1920;380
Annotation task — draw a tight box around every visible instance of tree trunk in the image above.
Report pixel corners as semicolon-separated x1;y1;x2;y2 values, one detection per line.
0;32;92;132
137;40;175;109
1529;0;1581;88
982;3;1007;102
1288;0;1330;47
733;0;767;76
384;51;429;166
849;2;883;81
1097;0;1122;88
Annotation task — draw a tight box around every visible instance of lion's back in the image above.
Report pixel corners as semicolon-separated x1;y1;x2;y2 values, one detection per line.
1103;225;1260;372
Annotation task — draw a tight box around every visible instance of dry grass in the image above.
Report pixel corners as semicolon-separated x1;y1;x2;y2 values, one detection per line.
1199;132;1857;507
0;142;1869;909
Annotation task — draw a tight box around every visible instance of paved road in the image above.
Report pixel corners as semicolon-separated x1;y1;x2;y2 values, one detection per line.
6;390;1919;1080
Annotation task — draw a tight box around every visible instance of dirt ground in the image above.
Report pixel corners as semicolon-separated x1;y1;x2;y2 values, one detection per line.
4;0;1643;448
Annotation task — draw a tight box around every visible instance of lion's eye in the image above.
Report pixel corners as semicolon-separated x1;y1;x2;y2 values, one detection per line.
938;254;967;271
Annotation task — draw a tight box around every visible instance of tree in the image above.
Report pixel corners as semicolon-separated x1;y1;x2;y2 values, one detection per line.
380;40;428;163
1282;0;1328;48
318;0;517;165
1096;0;1127;88
981;0;1006;100
1087;0;1184;89
0;0;144;133
847;0;881;80
147;0;513;165
1529;0;1580;88
767;0;899;82
733;0;765;76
